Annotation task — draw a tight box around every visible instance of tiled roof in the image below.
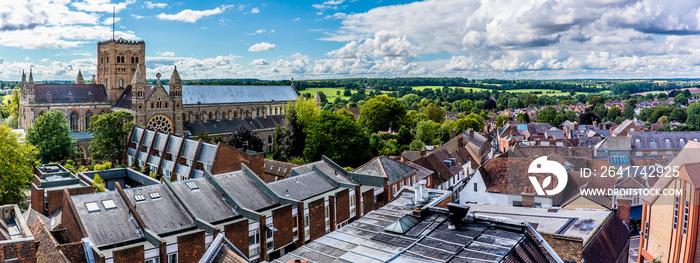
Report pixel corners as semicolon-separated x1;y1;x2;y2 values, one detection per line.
183;115;286;136
169;178;238;223
71;191;143;248
180;85;298;105
215;171;277;211
267;171;336;201
264;159;297;177
34;84;109;104
123;184;195;235
354;156;416;185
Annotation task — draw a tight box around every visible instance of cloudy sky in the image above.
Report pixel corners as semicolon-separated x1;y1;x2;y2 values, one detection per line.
2;0;700;81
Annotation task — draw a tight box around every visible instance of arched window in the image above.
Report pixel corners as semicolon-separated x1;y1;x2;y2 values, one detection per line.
85;111;93;131
131;57;134;63
135;57;139;64
151;102;154;109
208;112;213;120
165;102;168;108
119;79;123;88
70;112;79;132
157;98;163;108
233;111;237;118
268;135;273;144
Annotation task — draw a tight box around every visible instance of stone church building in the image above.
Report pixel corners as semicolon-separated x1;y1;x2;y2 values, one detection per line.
18;38;298;153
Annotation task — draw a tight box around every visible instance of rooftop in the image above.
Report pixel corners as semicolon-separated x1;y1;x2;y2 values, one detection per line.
71;191;143;248
214;170;277;211
267;171;337;201
169;178;239;223
180;85;298;105
123;184;195;235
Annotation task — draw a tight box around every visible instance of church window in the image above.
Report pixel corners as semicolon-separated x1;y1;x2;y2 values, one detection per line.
208;112;213;121
151;102;154;109
165;102;168;108
119;79;123;88
268;135;272;144
70;112;79;132
147;115;173;134
233;111;237;118
106;57;109;64
157;98;163;109
136;57;139;64
131;57;134;64
86;111;93;131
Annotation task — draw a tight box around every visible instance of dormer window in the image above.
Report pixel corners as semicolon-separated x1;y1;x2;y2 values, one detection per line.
68;91;73;96
650;139;655;143
46;91;51;96
665;138;670;143
680;138;685;143
635;139;640;143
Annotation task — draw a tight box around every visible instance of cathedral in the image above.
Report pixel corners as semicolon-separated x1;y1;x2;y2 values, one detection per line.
18;38;298;153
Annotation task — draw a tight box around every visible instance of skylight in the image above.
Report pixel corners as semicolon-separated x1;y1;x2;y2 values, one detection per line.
149;192;161;199
85;202;99;212
102;200;116;210
384;215;420;234
186;181;199;190
134;195;146;202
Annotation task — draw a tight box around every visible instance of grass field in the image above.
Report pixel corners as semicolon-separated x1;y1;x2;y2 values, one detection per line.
298;87;356;100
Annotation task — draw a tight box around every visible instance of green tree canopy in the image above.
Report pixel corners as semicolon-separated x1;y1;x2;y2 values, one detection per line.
415;120;437;145
517;113;530;123
455;113;485;133
0;125;38;204
607;106;621;121
27;111;75;163
409;139;425;151
304;111;371;167
92;174;106;192
227;125;264;152
359;95;407;132
276;107;306;161
423;103;445;123
686;102;700;130
536;106;558;126
675;93;688;106
88;111;135;161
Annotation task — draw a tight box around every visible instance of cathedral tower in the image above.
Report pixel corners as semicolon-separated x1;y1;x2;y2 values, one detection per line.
130;64;147;125
97;38;145;104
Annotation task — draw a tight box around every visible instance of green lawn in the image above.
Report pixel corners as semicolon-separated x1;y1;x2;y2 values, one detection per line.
299;87;356;100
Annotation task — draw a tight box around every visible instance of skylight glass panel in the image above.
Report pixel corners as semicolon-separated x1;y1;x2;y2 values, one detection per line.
85;202;99;212
134;195;146;202
149;192;161;199
186;181;199;190
102;200;116;210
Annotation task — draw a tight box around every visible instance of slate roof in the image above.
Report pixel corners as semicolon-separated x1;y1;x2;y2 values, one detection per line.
291;157;355;185
405;162;434;181
214;171;277;211
184;116;286;136
354;156;416;185
71;191;143;248
180;85;298;105
113;85;154;109
197;143;217;164
124;184;195;235
274;191;551;263
643;142;700;204
34;84;110;103
170;178;239;223
630;131;700;150
595;137;632;151
264;159;297;178
267;171;337;201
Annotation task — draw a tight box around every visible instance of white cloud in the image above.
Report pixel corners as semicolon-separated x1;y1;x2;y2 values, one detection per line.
248;42;276;52
313;0;345;11
132;14;145;19
251;7;259;14
101;17;121;25
293;17;301;21
41;58;50;63
326;30;417;58
157;5;232;23
71;0;136;13
250;59;269;66
157;51;175;57
144;1;167;9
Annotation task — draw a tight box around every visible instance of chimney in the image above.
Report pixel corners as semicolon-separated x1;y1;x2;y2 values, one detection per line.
400;156;405;163
616;197;632;226
574;123;578;130
458;135;464;148
451;127;457;139
521;187;535;208
469;128;475;138
599;123;604;129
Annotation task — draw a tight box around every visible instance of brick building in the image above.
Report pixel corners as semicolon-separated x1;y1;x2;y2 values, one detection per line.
638;141;700;262
30;164;94;217
0;205;36;262
53;156;376;263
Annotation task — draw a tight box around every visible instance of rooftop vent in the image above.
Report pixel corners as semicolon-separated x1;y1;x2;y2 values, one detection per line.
447;203;470;230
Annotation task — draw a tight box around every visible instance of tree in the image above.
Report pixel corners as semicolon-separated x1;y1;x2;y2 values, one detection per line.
536;106;558;126
578;111;601;125
607;107;621;121
92;174;106;192
409;139;425;151
482;99;497;110
675;93;688;106
622;99;636;119
686;102;700;130
658;116;669;125
303;111;370;167
288;98;320;131
193;130;213;143
359;95;407;132
517;113;530;123
670;107;687;123
88;111;135;162
455;113;485;133
657;92;668;100
277;108;307;161
27;111;75;163
227;125;264;152
415;120;437;145
460;99;474;112
423;103;445;123
397;126;412;146
0;126;38;204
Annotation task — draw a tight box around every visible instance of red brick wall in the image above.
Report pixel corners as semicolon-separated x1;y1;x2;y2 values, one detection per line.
56;243;86;263
177;231;205;263
225;219;249;258
353;187;361;221
113;245;144;263
272;205;294;248
61;191;86;243
211;143;264;175
0;240;37;262
362;189;375;216
329;196;336;231
308;198;325;241
46;190;65;216
335;189;349;224
30;184;44;215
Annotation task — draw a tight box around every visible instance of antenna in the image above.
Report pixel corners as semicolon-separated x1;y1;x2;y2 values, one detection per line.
112;7;115;40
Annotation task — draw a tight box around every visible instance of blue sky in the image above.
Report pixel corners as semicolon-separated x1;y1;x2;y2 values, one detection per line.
3;0;700;81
